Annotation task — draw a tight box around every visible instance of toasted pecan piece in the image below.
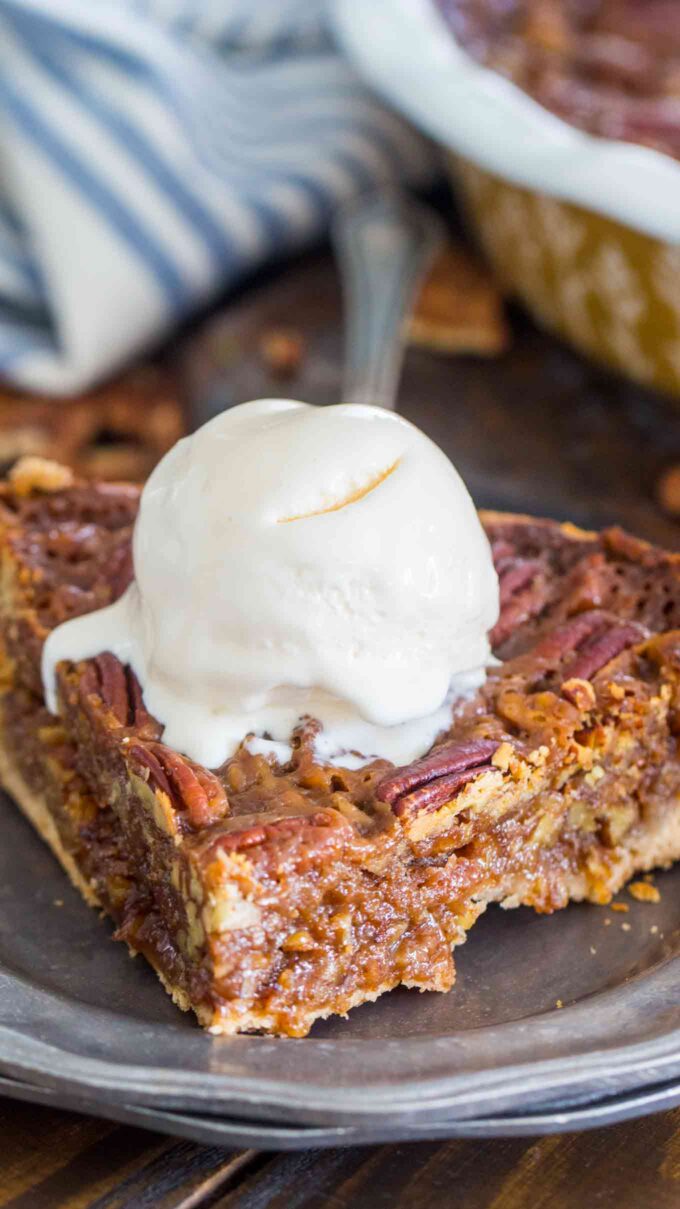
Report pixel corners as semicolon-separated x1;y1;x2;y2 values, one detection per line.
407;242;509;357
126;667;156;733
561;623;643;684
259;328;305;379
376;737;500;807
391;764;492;821
491;562;550;648
377;737;501;823
498;559;545;604
81;653;158;736
9;457;75;496
531;610;607;663
127;740;174;800
216;810;349;856
628;881;660;903
0;367;184;483
94;653;130;726
127;740;228;829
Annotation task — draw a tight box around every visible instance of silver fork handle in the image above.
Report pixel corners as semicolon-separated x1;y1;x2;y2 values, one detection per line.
333;192;444;411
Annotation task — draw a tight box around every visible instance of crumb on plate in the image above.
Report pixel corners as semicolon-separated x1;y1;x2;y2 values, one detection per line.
629;881;661;903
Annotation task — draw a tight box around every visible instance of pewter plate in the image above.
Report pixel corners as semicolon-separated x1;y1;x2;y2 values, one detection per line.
2;1072;680;1149
1;790;679;1138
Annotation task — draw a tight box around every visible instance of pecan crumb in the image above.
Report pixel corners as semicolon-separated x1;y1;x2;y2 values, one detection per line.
260;328;305;378
407;242;509;357
9;456;75;496
562;677;596;710
282;930;315;952
629;881;661;903
610;902;629;913
656;463;680;518
491;740;514;772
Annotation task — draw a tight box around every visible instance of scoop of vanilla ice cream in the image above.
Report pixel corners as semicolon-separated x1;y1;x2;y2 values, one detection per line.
43;399;499;768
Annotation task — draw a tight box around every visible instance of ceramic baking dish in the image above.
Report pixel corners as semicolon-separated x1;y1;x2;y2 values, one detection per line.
334;0;680;398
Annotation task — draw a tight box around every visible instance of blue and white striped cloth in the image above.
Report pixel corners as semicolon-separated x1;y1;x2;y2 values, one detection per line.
0;0;435;394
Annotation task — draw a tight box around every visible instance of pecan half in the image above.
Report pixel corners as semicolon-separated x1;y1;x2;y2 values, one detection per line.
216;810;348;859
391;764;490;821
83;654;158;736
491;561;549;648
127;741;228;829
560;623;643;684
159;748;227;830
376;737;499;806
127;741;174;801
376;737;500;823
531;610;607;663
126;667;157;734
94;653;129;725
499;559;544;606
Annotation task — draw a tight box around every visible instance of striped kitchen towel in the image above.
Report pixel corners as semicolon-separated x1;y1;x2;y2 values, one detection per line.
0;0;435;395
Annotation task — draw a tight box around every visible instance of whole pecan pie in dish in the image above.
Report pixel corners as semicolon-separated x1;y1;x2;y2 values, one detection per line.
1;459;679;1036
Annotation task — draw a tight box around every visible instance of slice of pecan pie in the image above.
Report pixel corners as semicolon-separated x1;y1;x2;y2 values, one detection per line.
0;459;678;1035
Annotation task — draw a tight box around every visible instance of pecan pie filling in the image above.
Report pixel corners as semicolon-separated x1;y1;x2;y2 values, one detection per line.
438;1;680;160
0;466;679;1035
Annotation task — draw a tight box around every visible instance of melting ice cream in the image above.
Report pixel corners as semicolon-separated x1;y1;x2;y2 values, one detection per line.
43;399;499;768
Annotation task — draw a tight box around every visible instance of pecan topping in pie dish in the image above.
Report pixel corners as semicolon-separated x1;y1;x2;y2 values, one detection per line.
0;449;679;1035
437;0;680;159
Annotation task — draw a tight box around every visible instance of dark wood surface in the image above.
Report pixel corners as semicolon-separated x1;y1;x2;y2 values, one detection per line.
2;247;680;1207
1;1098;679;1208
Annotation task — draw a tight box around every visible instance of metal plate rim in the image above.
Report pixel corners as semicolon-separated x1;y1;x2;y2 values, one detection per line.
1;1070;679;1149
1;956;680;1125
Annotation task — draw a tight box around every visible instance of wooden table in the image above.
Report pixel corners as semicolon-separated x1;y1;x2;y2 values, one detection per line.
2;248;679;1208
1;1097;679;1207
